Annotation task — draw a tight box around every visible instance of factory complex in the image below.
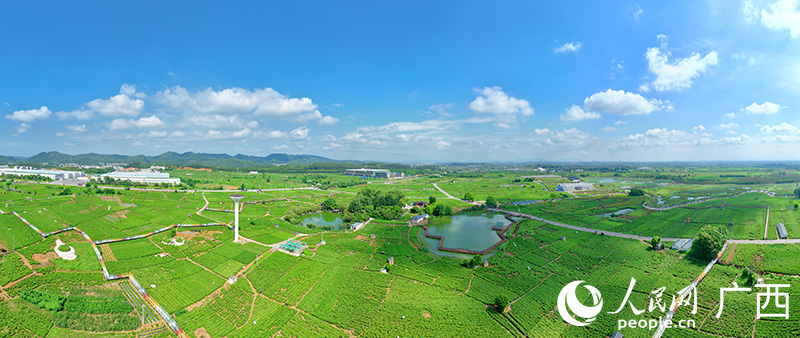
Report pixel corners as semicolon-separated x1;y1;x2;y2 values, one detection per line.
0;166;85;180
344;168;404;179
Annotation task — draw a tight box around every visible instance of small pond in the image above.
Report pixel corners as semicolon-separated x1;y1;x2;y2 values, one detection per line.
598;208;635;218
300;212;345;230
424;213;511;254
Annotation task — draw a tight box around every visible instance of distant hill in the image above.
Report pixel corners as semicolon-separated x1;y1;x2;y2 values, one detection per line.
11;151;349;167
0;155;16;164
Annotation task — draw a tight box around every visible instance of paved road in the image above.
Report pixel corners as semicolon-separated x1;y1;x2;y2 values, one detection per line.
488;208;688;242
432;183;459;200
729;238;800;244
432;183;489;206
490;207;800;246
642;191;774;211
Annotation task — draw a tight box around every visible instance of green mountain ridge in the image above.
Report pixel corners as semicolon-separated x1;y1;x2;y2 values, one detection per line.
2;151;350;167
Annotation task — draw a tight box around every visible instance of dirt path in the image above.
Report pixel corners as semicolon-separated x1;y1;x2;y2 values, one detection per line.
182;257;226;279
2;271;39;290
763;207;770;240
465;272;475;293
510;272;553;305
362;275;396;334
724;243;738;264
15;251;34;270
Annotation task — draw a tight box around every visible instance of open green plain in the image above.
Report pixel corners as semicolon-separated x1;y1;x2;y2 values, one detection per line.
1;166;799;337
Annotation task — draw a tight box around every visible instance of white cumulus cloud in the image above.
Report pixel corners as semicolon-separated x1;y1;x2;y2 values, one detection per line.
469;86;534;128
157;86;319;118
66;124;87;132
761;122;798;133
5;106;52;122
555;42;582;53
291;126;309;139
109;115;164;130
641;35;718;92
561;105;601;121
16;123;30;133
761;0;800;38
56;109;93;120
87;84;145;117
583;89;670;115
742;101;786;115
716;122;739;129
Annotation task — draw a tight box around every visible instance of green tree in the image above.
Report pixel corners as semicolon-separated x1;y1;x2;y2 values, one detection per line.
470;254;484;267
740;267;757;287
485;196;497;208
321;197;338;211
463;192;474;201
794;187;800;199
347;199;364;213
428;196;437;204
494;295;509;311
692;225;728;260
649;236;661;250
628;188;645;196
432;204;452;216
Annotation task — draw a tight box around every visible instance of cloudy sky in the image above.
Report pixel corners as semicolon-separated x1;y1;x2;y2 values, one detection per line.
2;1;800;162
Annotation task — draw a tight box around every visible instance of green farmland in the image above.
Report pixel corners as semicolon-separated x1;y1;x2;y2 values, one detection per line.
1;166;799;338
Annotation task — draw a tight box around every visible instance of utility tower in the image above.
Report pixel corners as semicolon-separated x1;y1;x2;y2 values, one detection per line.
230;193;244;243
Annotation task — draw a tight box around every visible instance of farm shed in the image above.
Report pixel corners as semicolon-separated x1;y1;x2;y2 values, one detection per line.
777;223;788;239
671;238;694;252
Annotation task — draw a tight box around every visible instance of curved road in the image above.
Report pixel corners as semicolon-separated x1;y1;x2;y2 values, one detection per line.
643;190;775;211
488;208;687;242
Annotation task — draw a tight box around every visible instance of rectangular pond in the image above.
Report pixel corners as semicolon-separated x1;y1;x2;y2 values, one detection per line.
423;213;512;254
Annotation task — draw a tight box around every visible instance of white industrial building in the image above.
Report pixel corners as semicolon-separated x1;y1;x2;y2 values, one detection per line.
97;171;181;185
0;167;85;180
344;168;404;179
556;182;594;193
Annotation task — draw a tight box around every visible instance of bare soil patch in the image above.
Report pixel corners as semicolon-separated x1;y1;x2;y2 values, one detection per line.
32;252;57;264
194;327;210;338
78;206;98;214
177;230;221;241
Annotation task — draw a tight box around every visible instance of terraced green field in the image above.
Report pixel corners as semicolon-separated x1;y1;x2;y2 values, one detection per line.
1;168;799;337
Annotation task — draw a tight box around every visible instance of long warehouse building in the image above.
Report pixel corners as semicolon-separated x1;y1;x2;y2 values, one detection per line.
97;171;181;185
0;167;85;180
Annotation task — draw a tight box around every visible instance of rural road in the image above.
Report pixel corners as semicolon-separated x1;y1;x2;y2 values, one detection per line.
728;238;800;244
642;190;775;211
488;208;688;242
433;183;459;200
432;183;481;206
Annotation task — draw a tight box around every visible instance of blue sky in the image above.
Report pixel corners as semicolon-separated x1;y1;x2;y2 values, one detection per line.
2;1;799;162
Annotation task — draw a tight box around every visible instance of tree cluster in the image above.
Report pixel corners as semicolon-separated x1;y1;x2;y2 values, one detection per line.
20;290;66;311
341;188;405;222
628;188;645;196
485;196;498;208
692;224;728;260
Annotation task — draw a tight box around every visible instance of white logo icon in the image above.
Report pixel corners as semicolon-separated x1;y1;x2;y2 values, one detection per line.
557;280;604;326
